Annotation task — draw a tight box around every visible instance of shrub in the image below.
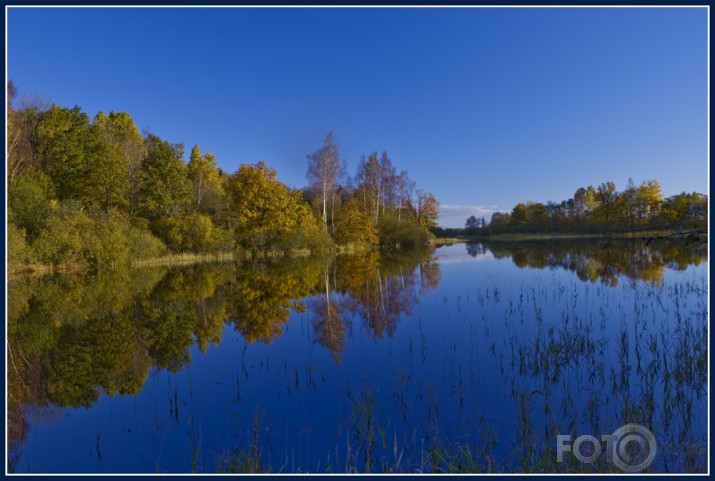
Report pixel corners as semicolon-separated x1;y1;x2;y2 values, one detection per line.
377;215;432;250
33;205;166;268
8;225;34;267
151;213;235;253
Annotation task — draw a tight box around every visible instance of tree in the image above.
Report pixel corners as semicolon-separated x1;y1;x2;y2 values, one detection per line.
573;186;597;223
227;161;323;251
8;171;55;239
465;215;479;232
525;202;548;232
93;111;146;214
355;152;393;225
379;151;397;217
634;179;662;225
35;105;92;200
8;90;52;182
594;181;617;225
306;132;341;233
334;197;378;247
489;212;511;233
83;126;129;211
511;203;527;232
396;170;415;223
416;189;439;229
187;145;224;214
7;81;22;181
616;178;638;229
137;134;193;220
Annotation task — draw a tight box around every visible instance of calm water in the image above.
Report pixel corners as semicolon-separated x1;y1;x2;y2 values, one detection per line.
7;240;708;473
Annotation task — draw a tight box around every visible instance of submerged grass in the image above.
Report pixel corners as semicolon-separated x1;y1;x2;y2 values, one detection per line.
212;270;707;474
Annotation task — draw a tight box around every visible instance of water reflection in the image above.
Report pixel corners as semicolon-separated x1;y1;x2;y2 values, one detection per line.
6;240;708;473
466;239;707;286
7;248;440;459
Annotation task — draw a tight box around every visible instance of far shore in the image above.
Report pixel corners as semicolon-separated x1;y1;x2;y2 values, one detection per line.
433;229;707;244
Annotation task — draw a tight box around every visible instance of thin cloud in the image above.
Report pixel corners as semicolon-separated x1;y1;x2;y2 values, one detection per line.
437;204;502;228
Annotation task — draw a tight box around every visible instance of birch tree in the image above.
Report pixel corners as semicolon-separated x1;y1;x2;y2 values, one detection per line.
307;132;341;232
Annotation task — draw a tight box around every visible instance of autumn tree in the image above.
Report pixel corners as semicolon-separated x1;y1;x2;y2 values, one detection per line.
334;197;378;247
634;179;662;225
306;132;341;233
227;161;324;251
416;189;439;230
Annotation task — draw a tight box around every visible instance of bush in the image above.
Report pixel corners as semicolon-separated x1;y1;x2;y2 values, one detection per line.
33;205;166;268
8;225;34;267
8;171;56;240
377;215;433;250
151;213;235;253
33;207;94;266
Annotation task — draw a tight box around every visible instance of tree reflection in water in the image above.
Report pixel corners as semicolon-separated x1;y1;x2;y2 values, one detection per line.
6;240;707;473
6;247;440;455
467;239;706;286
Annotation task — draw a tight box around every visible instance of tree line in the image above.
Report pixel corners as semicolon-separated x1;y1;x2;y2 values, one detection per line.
7;82;439;270
435;179;706;238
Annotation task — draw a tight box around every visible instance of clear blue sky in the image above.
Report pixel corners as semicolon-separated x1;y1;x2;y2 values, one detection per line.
7;7;708;228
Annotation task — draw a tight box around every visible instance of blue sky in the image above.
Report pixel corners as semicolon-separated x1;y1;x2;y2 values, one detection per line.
7;7;708;228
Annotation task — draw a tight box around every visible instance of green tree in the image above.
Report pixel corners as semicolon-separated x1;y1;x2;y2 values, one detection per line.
33;105;129;210
83;126;129;211
152;213;234;252
137;134;193;220
35;105;92;199
7;225;34;268
593;181;617;226
93;111;146;214
489;212;511;233
511;203;527;232
525;202;548;232
7;171;55;239
187;145;224;214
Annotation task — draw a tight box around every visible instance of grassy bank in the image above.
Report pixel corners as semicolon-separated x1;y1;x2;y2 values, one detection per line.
8;244;373;278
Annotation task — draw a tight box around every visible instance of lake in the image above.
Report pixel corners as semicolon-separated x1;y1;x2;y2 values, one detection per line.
7;239;708;473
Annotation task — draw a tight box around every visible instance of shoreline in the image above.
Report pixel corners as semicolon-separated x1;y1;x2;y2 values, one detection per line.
433;229;707;244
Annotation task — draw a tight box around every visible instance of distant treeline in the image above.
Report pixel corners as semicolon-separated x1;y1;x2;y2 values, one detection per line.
434;180;707;238
7;82;439;271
